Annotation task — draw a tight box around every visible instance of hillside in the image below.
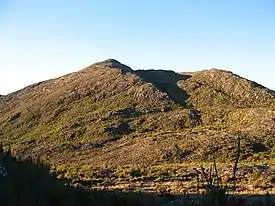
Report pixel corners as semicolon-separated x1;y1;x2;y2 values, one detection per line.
0;59;275;169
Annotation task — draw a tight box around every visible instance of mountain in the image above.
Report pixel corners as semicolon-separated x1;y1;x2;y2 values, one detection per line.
0;59;275;168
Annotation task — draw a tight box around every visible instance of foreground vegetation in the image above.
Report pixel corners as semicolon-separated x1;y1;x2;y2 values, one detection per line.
54;161;275;195
1;145;275;205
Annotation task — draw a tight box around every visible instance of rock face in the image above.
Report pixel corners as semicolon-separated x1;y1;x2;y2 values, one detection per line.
0;59;274;167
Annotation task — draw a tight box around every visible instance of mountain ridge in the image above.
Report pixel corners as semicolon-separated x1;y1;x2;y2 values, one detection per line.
1;60;274;98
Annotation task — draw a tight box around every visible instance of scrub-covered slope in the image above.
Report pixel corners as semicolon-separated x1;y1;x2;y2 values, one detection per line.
0;60;274;166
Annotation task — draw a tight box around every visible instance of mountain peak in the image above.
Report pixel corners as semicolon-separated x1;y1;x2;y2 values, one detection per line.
90;59;133;73
102;58;122;64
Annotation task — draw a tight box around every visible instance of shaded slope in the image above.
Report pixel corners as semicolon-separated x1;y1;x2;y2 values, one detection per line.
0;146;164;206
136;70;191;107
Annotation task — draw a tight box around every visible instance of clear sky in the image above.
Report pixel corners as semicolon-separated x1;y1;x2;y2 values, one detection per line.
0;0;275;95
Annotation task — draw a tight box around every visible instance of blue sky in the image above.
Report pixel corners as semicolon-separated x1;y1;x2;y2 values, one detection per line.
0;0;275;94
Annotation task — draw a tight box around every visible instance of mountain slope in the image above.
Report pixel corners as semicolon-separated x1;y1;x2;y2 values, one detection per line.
179;69;275;108
179;69;275;136
0;60;274;167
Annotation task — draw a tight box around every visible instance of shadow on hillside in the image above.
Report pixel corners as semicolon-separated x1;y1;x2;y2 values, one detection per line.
0;146;274;206
135;70;191;107
0;146;165;206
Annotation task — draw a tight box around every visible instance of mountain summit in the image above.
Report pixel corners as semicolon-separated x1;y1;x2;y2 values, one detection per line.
0;60;274;167
88;59;134;73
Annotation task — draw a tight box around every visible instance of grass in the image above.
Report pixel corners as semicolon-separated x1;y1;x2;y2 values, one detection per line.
50;161;275;195
1;144;275;205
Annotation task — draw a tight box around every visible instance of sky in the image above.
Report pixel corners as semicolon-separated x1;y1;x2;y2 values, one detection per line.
0;0;275;95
